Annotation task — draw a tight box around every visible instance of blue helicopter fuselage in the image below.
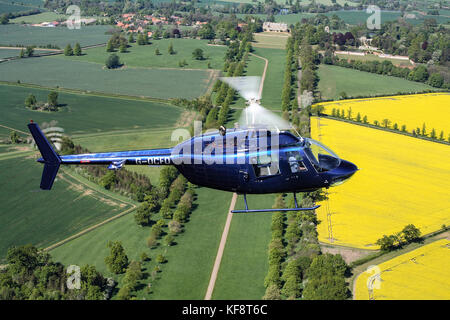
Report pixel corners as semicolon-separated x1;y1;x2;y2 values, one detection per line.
50;128;358;194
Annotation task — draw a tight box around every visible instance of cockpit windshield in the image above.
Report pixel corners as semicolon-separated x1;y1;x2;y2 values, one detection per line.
303;138;341;172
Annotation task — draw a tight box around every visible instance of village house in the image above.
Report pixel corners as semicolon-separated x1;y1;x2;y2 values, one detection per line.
262;22;289;33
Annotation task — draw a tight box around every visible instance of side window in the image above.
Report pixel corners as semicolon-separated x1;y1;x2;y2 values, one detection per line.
287;151;307;173
253;154;280;177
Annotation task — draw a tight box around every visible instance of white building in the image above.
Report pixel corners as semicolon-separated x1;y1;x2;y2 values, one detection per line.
262;22;289;33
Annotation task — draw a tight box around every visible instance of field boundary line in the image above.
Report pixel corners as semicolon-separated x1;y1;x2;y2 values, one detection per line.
44;169;137;252
44;206;136;252
0;123;30;135
204;192;237;300
0;81;176;105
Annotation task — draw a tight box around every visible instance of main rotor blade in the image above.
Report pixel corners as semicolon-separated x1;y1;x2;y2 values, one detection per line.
239;102;292;131
219;76;261;101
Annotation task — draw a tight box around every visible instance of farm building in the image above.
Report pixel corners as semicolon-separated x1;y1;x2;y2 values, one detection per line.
262;22;289;33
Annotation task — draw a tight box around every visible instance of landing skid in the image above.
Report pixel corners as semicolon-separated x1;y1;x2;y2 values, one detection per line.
231;193;320;213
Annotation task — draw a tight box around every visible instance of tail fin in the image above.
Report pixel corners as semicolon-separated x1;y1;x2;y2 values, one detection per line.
27;121;61;190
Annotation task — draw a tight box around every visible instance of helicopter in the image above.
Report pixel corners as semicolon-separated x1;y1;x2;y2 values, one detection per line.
27;77;358;213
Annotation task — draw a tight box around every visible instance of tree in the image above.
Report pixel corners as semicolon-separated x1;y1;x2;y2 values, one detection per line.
262;284;281;300
382;118;391;128
163;234;175;246
134;202;155;226
192;48;204;60
168;42;175;55
156;254;166;263
140;252;149;262
117;285;132;300
104;241;128;274
105;53;121;69
401;224;421;243
25;46;34;57
19;48;25;58
48;91;58;107
25;94;37;109
168;220;182;234
155;48;160;55
9;131;20;144
410;65;429;82
146;234;158;248
106;40;114;52
198;24;215;39
421;123;427;136
0;14;9;25
302;275;348;300
123;261;143;290
64;44;73;56
128;33;134;43
99;171;116;189
119;43;127;53
428;73;444;88
74;42;82;56
376;234;398;251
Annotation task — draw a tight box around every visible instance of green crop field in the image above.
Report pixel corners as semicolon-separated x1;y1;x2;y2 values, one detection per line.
212;194;276;299
0;155;134;261
58;38;227;70
254;47;285;111
0;25;112;48
0;84;182;137
10;12;69;24
335;53;413;67
253;32;289;49
0;57;214;99
318;64;437;100
50;187;231;299
0;2;36;14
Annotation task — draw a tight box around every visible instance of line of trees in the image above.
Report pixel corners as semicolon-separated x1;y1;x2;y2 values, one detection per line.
263;192;349;300
328;107;449;143
376;224;422;252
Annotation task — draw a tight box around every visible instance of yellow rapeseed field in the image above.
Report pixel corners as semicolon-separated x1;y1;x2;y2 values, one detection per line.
315;93;450;138
354;239;450;300
311;117;450;249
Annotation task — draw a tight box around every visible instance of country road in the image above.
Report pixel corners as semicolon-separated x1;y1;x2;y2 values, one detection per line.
204;52;269;300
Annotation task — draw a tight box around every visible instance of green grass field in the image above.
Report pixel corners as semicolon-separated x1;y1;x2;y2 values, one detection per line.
318;64;437;100
0;24;112;47
10;12;68;24
58;38;227;70
253;33;289;49
0;155;134;261
212;194;276;299
254;47;285;111
0;84;182;137
0;2;37;14
335;53;413;67
0;57;214;99
50;187;231;299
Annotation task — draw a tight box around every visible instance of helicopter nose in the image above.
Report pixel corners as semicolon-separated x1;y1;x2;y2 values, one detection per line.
329;159;358;186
